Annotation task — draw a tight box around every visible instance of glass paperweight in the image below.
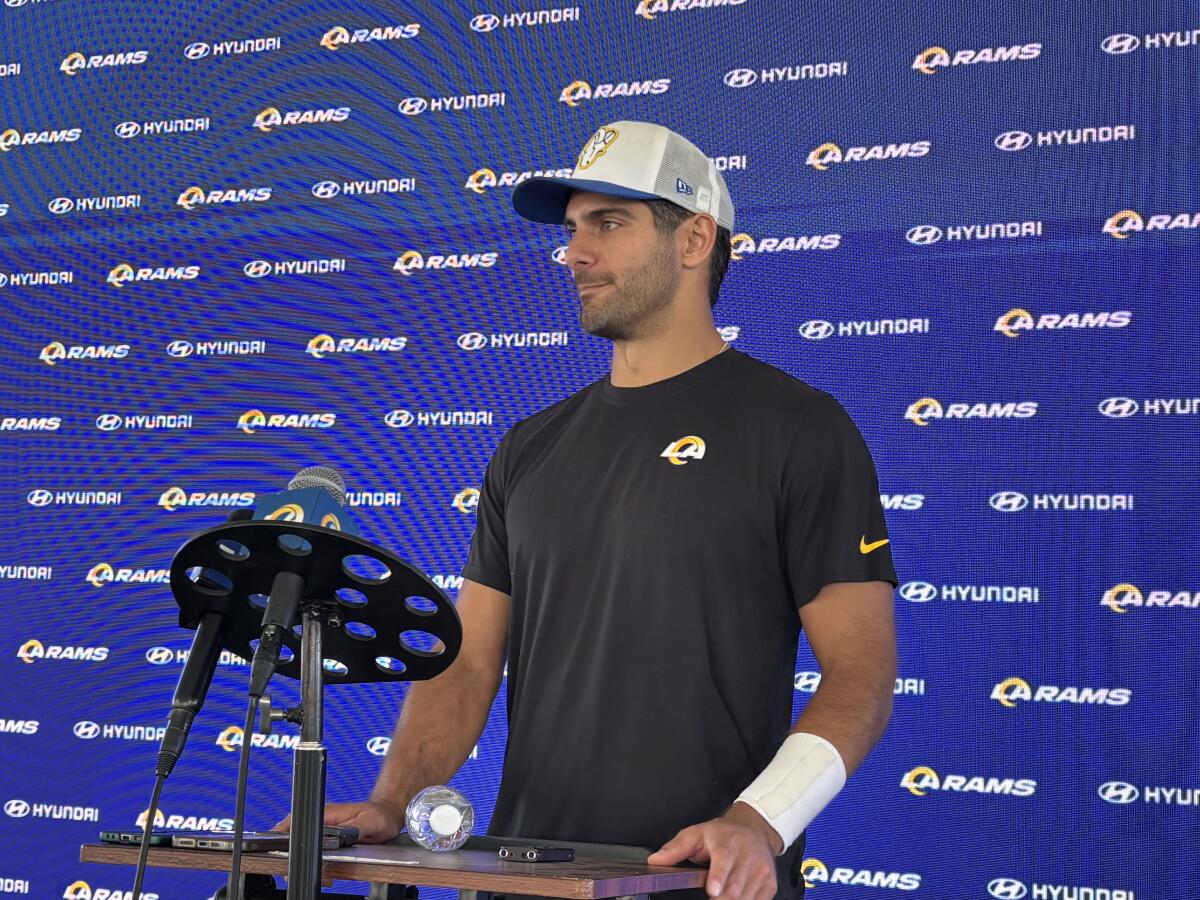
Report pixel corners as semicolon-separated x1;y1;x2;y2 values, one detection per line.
406;784;474;851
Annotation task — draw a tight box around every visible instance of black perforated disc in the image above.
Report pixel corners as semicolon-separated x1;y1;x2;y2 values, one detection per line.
169;520;461;684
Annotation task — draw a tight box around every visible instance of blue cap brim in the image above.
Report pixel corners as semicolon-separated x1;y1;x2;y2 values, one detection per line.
511;177;661;225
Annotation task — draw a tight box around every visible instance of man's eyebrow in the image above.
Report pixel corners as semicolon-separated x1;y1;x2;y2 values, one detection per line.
562;207;635;227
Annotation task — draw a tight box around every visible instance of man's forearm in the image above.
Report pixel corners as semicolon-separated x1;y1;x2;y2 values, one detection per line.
368;660;500;817
789;667;893;776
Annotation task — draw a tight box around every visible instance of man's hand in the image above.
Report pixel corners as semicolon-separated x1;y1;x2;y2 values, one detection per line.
646;802;783;900
273;800;401;844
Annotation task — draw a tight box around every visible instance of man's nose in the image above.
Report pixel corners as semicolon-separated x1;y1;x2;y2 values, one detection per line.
564;233;596;271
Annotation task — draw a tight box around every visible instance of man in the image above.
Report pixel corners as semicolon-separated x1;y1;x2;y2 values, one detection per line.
288;122;898;900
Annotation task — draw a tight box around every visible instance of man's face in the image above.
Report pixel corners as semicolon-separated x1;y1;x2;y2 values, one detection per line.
563;191;680;341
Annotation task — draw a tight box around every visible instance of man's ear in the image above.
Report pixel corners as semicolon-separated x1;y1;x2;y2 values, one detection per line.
679;214;717;273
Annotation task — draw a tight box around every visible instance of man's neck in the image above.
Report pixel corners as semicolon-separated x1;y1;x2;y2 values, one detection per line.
608;320;728;388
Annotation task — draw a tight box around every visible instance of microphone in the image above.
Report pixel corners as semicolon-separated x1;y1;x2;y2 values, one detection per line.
156;508;255;778
248;466;354;697
251;465;358;538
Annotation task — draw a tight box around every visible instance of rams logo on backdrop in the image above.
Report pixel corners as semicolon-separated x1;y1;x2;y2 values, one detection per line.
991;677;1132;707
305;334;407;357
900;765;1037;797
106;262;201;287
577;126;619;170
157;487;256;511
62;882;159;900
319;24;420;50
59;49;148;75
177;185;271;209
254;105;351;133
805;141;930;170
86;563;169;586
660;436;706;466
237;409;337;434
464;166;572;193
465;168;498;192
993;308;1131;337
393;250;498;276
800;857;921;891
454;488;480;513
730;233;754;260
17;639;109;663
1103;208;1200;239
559;78;670;106
38;341;131;365
1102;582;1200;613
216;725;299;752
729;232;840;259
636;0;747;18
904;398;943;425
136;808;233;831
1;125;83;152
905;398;1038;425
911;43;1041;74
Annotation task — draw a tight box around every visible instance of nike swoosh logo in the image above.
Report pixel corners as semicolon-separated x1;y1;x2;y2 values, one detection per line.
860;536;889;555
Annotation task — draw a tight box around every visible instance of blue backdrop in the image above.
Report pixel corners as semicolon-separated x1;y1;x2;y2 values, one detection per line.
1;1;1197;898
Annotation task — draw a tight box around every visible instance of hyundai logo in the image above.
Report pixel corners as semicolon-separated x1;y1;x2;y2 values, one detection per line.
311;180;341;199
1101;33;1141;54
26;489;54;507
1097;780;1139;804
146;646;175;665
987;878;1028;899
397;97;428;116
3;799;30;818
793;671;822;693
385;409;414;428
4;0;30;8
166;340;194;358
994;130;1033;152
366;736;392;756
906;224;943;245
551;246;568;265
723;68;758;88
243;260;272;279
798;320;835;340
114;121;142;139
95;414;123;432
1098;396;1138;418
899;581;938;603
74;721;101;739
48;197;75;215
184;42;211;59
470;13;500;32
458;332;487;351
989;491;1029;512
0;273;7;288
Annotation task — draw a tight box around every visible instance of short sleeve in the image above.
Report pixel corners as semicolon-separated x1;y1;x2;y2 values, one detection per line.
782;392;899;609
460;430;514;595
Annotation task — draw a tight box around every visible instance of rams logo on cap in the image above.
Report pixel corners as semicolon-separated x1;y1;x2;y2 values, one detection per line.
576;127;619;171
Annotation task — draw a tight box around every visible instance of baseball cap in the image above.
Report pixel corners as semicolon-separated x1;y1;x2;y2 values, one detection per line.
511;121;735;231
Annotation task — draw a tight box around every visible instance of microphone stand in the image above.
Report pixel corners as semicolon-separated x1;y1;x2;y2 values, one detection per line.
169;519;462;899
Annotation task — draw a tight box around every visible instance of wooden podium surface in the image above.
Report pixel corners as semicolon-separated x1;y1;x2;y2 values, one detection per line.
79;842;709;898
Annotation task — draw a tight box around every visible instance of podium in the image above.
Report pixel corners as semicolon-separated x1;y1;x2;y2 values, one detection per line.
79;834;708;899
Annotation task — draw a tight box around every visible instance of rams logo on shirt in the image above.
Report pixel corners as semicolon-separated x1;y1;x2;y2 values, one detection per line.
660;435;705;465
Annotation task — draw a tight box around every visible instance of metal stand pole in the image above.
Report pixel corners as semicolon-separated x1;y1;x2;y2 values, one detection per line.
287;606;327;899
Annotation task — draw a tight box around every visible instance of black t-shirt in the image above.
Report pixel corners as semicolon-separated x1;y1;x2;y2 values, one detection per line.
461;346;898;877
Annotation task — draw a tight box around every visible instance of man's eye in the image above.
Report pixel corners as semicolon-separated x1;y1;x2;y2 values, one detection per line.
602;220;619;230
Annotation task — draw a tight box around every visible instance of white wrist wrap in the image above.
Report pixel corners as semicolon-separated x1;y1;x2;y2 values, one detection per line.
735;732;847;854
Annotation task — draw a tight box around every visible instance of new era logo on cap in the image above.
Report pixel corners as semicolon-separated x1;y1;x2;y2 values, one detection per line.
511;121;735;230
